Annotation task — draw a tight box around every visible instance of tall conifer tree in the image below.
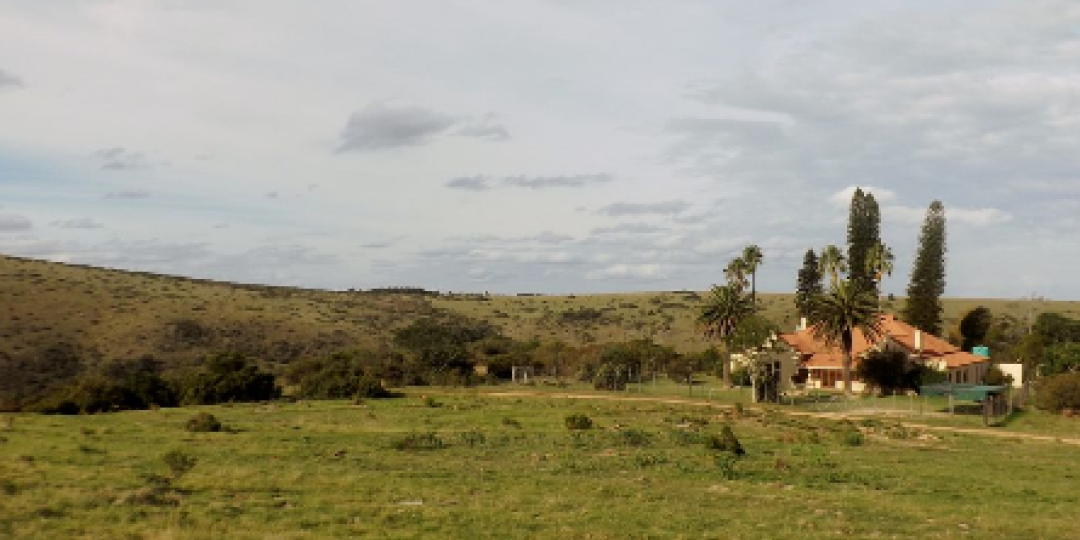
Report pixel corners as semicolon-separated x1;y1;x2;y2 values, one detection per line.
795;249;823;318
902;201;947;335
846;188;881;296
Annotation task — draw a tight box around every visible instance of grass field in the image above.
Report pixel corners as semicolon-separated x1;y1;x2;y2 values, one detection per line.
3;394;1079;539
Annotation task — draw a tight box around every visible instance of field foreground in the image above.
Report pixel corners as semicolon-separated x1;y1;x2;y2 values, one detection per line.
1;394;1079;539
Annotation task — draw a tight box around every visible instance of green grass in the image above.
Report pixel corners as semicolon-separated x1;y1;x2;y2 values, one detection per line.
2;395;1079;539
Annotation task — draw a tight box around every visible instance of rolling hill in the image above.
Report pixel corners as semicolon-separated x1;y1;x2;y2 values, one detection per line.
3;253;1078;403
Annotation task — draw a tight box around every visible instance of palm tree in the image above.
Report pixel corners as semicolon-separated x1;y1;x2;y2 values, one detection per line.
698;283;756;388
741;245;764;304
808;279;883;397
724;258;749;291
866;242;895;284
818;245;847;286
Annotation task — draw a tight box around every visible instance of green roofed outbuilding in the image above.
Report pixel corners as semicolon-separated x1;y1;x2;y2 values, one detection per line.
919;383;1011;425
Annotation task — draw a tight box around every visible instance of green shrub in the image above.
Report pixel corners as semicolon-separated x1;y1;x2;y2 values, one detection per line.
705;426;745;456
565;414;593;430
355;375;391;399
668;429;705;446
30;360;178;415
616;428;651;447
501;417;522;428
288;352;393;399
459;430;486;447
1036;372;1080;413
841;429;865;446
713;453;739;479
161;449;197;480
391;432;446;451
633;453;667;468
181;353;278;405
185;412;222;433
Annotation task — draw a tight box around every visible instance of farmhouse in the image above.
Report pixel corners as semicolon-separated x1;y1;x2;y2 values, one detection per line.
779;313;990;393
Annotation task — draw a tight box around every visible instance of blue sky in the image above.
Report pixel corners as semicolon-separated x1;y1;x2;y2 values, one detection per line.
1;1;1078;298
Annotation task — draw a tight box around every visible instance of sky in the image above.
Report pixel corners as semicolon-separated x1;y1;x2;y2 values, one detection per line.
1;0;1079;298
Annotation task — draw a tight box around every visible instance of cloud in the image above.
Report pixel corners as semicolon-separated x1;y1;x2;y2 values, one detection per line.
503;174;612;189
447;174;612;191
105;190;152;199
446;176;491;191
828;186;897;207
883;204;1013;227
592;222;667;235
0;68;21;88
586;263;668;282
530;231;575;244
950;207;1013;227
456;116;511;141
51;218;104;229
335;103;455;152
597;200;691;216
361;235;407;249
0;214;32;232
93;147;155;170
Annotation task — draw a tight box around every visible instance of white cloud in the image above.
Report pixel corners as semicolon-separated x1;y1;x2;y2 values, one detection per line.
51;218;104;229
0;214;32;232
829;186;897;208
2;1;1079;297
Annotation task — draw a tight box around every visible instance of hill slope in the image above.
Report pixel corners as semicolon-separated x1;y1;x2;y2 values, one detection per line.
3;254;1078;401
0;255;439;402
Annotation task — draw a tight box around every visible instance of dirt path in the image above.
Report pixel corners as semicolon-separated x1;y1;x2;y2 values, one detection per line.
425;389;1080;447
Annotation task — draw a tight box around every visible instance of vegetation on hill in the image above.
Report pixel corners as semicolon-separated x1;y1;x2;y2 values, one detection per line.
4;253;1080;412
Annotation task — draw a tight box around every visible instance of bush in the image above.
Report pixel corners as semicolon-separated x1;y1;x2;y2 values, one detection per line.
185;412;222;433
390;432;446;451
856;350;918;394
181;352;278;405
729;367;752;387
713;453;739;479
1036;372;1080;413
616;428;651;447
841;429;865;446
983;366;1014;386
161;449;197;480
288;352;394;400
565;414;593;430
705;426;745;456
355;375;391;399
29;359;178;414
1041;343;1080;376
459;430;486;447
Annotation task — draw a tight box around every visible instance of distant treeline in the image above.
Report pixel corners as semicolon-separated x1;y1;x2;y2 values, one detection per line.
353;287;441;296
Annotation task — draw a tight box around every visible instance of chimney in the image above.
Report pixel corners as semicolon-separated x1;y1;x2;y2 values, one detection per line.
915;330;923;352
799;317;807;332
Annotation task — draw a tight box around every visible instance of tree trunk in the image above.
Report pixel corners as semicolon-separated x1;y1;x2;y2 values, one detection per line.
842;331;854;398
750;273;757;304
722;348;732;389
842;349;853;398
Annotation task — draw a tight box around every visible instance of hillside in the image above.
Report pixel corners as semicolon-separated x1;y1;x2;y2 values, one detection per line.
434;291;1080;353
0;255;440;403
3;254;1079;401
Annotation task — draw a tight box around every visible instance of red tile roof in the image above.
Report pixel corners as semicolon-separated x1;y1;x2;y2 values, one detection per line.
781;313;988;370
